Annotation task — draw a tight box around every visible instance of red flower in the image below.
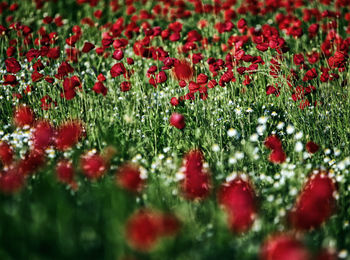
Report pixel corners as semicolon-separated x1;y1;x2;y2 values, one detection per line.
170;113;185;129
80;153;107;179
55;121;84;151
81;42;95;53
92;82;108;96
116;163;145;193
112;49;124;60
120;81;131;92
125;209;180;252
56;159;75;185
269;148;286;164
110;62;126;77
260;234;311;260
5;57;21;73
0;141;14;165
303;68;317;81
181;149;211;200
13;105;35;127
0;167;25;194
32;120;54;151
172;59;194;81
264;135;282;150
290;171;336;230
306;141;319;154
18;149;46;175
218;178;256;233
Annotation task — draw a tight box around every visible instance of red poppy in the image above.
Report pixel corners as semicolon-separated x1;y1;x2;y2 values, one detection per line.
55;121;84;151
218;178;256;233
125;209;180;252
290;171;336;230
56;159;75;185
306;141;319;154
32;120;54;151
172;59;194;81
13;105;35;127
80;153;107;179
181;149;211;200
260;234;311;260
0;141;14;165
0;167;25;194
116;163;145;193
110;62;126;77
5;57;21;73
169;113;185;130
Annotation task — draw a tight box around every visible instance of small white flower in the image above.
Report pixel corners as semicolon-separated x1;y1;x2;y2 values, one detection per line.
286;125;295;134
295;141;303;152
235;151;244;160
227;128;238;137
277;122;285;130
294;131;303;140
212;144;220;152
250;134;259;142
256;125;266;136
258;116;268;124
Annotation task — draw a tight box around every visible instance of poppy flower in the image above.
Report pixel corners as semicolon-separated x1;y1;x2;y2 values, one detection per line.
110;62;126;77
55;121;84;151
260;234;311;260
32;120;54;151
181;149;211;200
269;148;286;164
81;42;95;53
116;163;145;193
13;105;35;127
5;57;21;73
306;141;319;154
172;59;194;81
218;178;256;233
92;82;108;96
80;153;107;179
0;167;25;194
169;113;185;130
264;135;282;150
0;141;14;165
17;149;46;175
290;171;336;231
56;159;75;185
125;209;180;252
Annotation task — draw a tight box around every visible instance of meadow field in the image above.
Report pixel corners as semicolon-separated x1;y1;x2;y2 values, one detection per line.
1;0;350;259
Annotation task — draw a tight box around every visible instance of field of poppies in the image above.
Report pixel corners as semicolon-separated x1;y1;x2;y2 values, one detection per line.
1;0;350;259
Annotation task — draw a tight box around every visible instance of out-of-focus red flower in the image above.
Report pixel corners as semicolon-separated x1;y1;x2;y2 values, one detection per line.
269;148;286;164
116;163;145;193
170;113;185;130
0;167;25;194
290;171;336;231
81;42;95;53
218;178;256;233
172;59;194;81
80;153;107;179
0;141;14;166
181;149;211;200
264;135;282;150
32;120;54;151
13;105;35;127
18;149;46;175
56;159;75;185
55;121;84;151
260;234;311;260
125;209;180;252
